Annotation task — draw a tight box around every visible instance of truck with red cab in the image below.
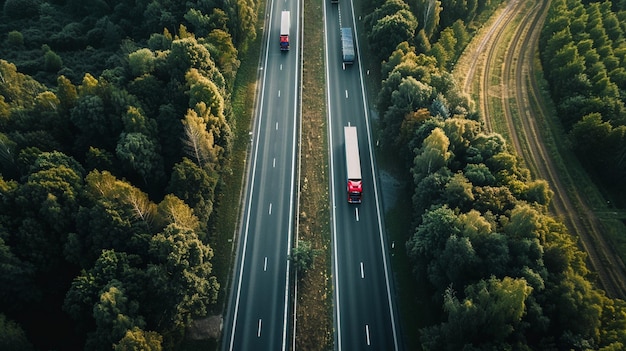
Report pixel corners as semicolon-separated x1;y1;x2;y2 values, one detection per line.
280;11;290;51
344;126;363;203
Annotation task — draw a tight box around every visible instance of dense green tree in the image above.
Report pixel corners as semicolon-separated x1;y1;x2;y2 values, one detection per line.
167;158;217;231
383;76;434;149
434;27;457;68
155;103;184;170
570;112;612;163
128;48;156;77
0;313;34;351
472;185;516;215
0;0;245;348
412;127;452;180
547;272;604;348
364;0;411;38
184;8;213;37
141;2;177;35
43;49;63;72
146;224;219;331
64;249;148;339
116;132;164;186
87;282;146;351
397;108;432;149
463;163;495;186
126;74;165;116
155;194;200;233
406;205;460;283
599;298;626;348
451;20;470;54
3;0;39;19
421;277;532;350
56;75;78;113
167;36;225;91
442;117;479;158
414;0;442;40
205;29;240;88
369;9;419;63
443;172;474;211
12;152;83;272
186;68;225;123
182;108;219;169
6;30;23;47
114;327;163;351
70;94;115;150
0;234;39;312
68;170;155;266
290;240;320;276
226;0;258;48
0;60;47;108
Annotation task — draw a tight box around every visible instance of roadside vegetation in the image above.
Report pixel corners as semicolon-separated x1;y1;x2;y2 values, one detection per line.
0;0;259;350
294;0;333;348
355;0;626;349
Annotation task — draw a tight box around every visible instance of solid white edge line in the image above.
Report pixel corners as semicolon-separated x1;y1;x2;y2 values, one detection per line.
283;2;302;350
350;1;400;349
323;1;343;349
227;0;276;349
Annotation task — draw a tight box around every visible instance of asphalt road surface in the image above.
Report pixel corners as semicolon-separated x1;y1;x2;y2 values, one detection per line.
221;1;301;350
324;1;401;350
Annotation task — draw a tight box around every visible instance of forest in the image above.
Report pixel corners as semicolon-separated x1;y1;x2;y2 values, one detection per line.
539;0;626;206
0;0;257;350
362;0;626;349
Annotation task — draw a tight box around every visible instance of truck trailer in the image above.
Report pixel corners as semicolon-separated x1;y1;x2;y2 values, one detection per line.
344;126;362;203
341;27;355;64
280;11;290;51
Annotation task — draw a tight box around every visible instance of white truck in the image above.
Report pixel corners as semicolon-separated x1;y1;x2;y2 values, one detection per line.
280;11;290;51
344;126;362;203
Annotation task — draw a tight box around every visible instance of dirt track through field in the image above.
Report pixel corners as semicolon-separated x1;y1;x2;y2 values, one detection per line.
455;0;626;298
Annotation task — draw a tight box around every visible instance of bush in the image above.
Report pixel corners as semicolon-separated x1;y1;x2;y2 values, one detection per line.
7;31;23;46
44;50;62;72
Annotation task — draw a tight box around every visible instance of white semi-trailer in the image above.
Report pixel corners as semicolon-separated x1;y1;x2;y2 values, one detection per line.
344;126;362;203
280;11;290;51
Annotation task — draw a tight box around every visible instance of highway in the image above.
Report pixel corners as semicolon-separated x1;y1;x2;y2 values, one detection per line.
221;1;301;350
324;1;401;350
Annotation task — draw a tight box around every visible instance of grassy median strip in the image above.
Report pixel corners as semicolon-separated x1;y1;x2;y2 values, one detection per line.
295;0;334;349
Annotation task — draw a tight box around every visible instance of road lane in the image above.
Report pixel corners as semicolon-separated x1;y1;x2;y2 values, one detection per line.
222;1;301;350
324;1;401;350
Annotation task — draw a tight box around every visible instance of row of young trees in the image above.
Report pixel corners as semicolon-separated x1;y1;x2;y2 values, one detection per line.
0;0;258;350
540;0;626;204
362;0;626;349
